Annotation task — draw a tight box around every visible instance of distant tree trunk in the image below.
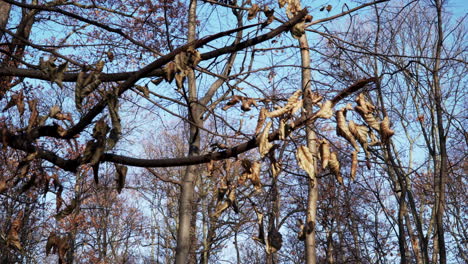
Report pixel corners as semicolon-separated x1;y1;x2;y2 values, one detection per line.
299;34;318;264
175;0;201;263
432;1;447;263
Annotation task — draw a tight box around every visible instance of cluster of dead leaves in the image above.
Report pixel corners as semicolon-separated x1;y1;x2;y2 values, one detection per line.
39;57;68;89
46;232;71;263
163;47;201;90
75;61;104;111
222;95;258;112
252;209;283;254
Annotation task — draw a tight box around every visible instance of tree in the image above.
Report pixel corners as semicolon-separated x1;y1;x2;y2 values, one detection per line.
0;0;465;263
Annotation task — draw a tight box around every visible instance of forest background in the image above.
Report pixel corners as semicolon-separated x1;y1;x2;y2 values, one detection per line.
0;0;466;263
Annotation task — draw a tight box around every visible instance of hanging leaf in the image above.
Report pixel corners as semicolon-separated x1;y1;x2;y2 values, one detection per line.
7;211;23;250
279;119;286;140
329;152;343;184
55;198;78;220
248;4;260;20
27;99;39;132
266;89;302;117
164;61;176;83
335;104;360;151
380;116;395;143
267;228;283;253
253;210;265;244
326;4;332;12
314;100;333;119
258;121;273;157
241;160;262;191
107;92;121;150
106;50;114;62
115;164;128;193
241;98;258;112
255;108;267;134
135;85;150;98
75;69;102;110
278;0;287;8
296;145;315;179
291;21;305;39
319;139;330;169
350;150;358;180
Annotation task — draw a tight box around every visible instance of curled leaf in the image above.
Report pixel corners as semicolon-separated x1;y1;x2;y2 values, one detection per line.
291;21;305;39
7;211;23;250
296;145;315;179
350;150;358;180
266;90;302;117
135;85;150;98
314;100;333;119
335;105;360;151
380;116;394;143
164;61;176;83
255;108;267;134
319;139;330;169
241;160;262;191
329;152;342;184
115;164;128;193
241;98;258;112
248;4;260;20
258;121;273;157
279;119;286;140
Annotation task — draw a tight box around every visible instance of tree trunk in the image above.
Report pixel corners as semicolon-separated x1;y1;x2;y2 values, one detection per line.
175;0;201;263
299;34;318;264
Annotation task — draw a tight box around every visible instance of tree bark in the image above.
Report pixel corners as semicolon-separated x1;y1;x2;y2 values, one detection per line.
175;0;201;263
299;34;318;264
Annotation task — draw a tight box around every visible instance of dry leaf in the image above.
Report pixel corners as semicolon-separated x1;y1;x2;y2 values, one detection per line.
326;4;332;12
291;21;305;39
350;150;358;180
266;90;302;117
241;98;258;111
248;4;260;20
279;119;286;140
296;145;315;179
135;85;150;98
335;105;360;151
7;211;23;250
314;100;333;119
241;160;262;191
255;108;267;134
106;50;114;62
380;116;394;143
164;61;176;83
55;198;78;220
115;164;128;193
319;139;330;169
329;152;342;184
258;121;273;157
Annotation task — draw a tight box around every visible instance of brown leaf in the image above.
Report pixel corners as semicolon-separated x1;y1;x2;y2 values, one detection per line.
106;50;114;62
350;150;358;180
380;116;394;143
248;4;260;20
335;105;360;151
296;145;315;179
135;85;150;98
115;164;128;193
314;100;333;119
291;21;305;39
241;160;262;191
329;152;342;184
263;8;275;26
241;98;258;112
266;90;302;117
258;121;273;157
319;139;330;169
55;198;78;220
164;61;176;83
255;108;267;134
326;4;332;12
7;211;23;250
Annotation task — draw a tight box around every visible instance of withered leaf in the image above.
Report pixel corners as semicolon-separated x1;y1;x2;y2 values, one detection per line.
350;150;358;181
241;98;258;111
115;164;128;194
248;4;260;20
7;211;23;250
329;152;342;184
335;104;360;151
258;121;273;157
255;108;267;134
314;100;333;119
319;139;330;169
380;116;394;143
135;85;150;98
291;21;305;39
266;89;302;117
296;145;315;179
55;198;78;220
